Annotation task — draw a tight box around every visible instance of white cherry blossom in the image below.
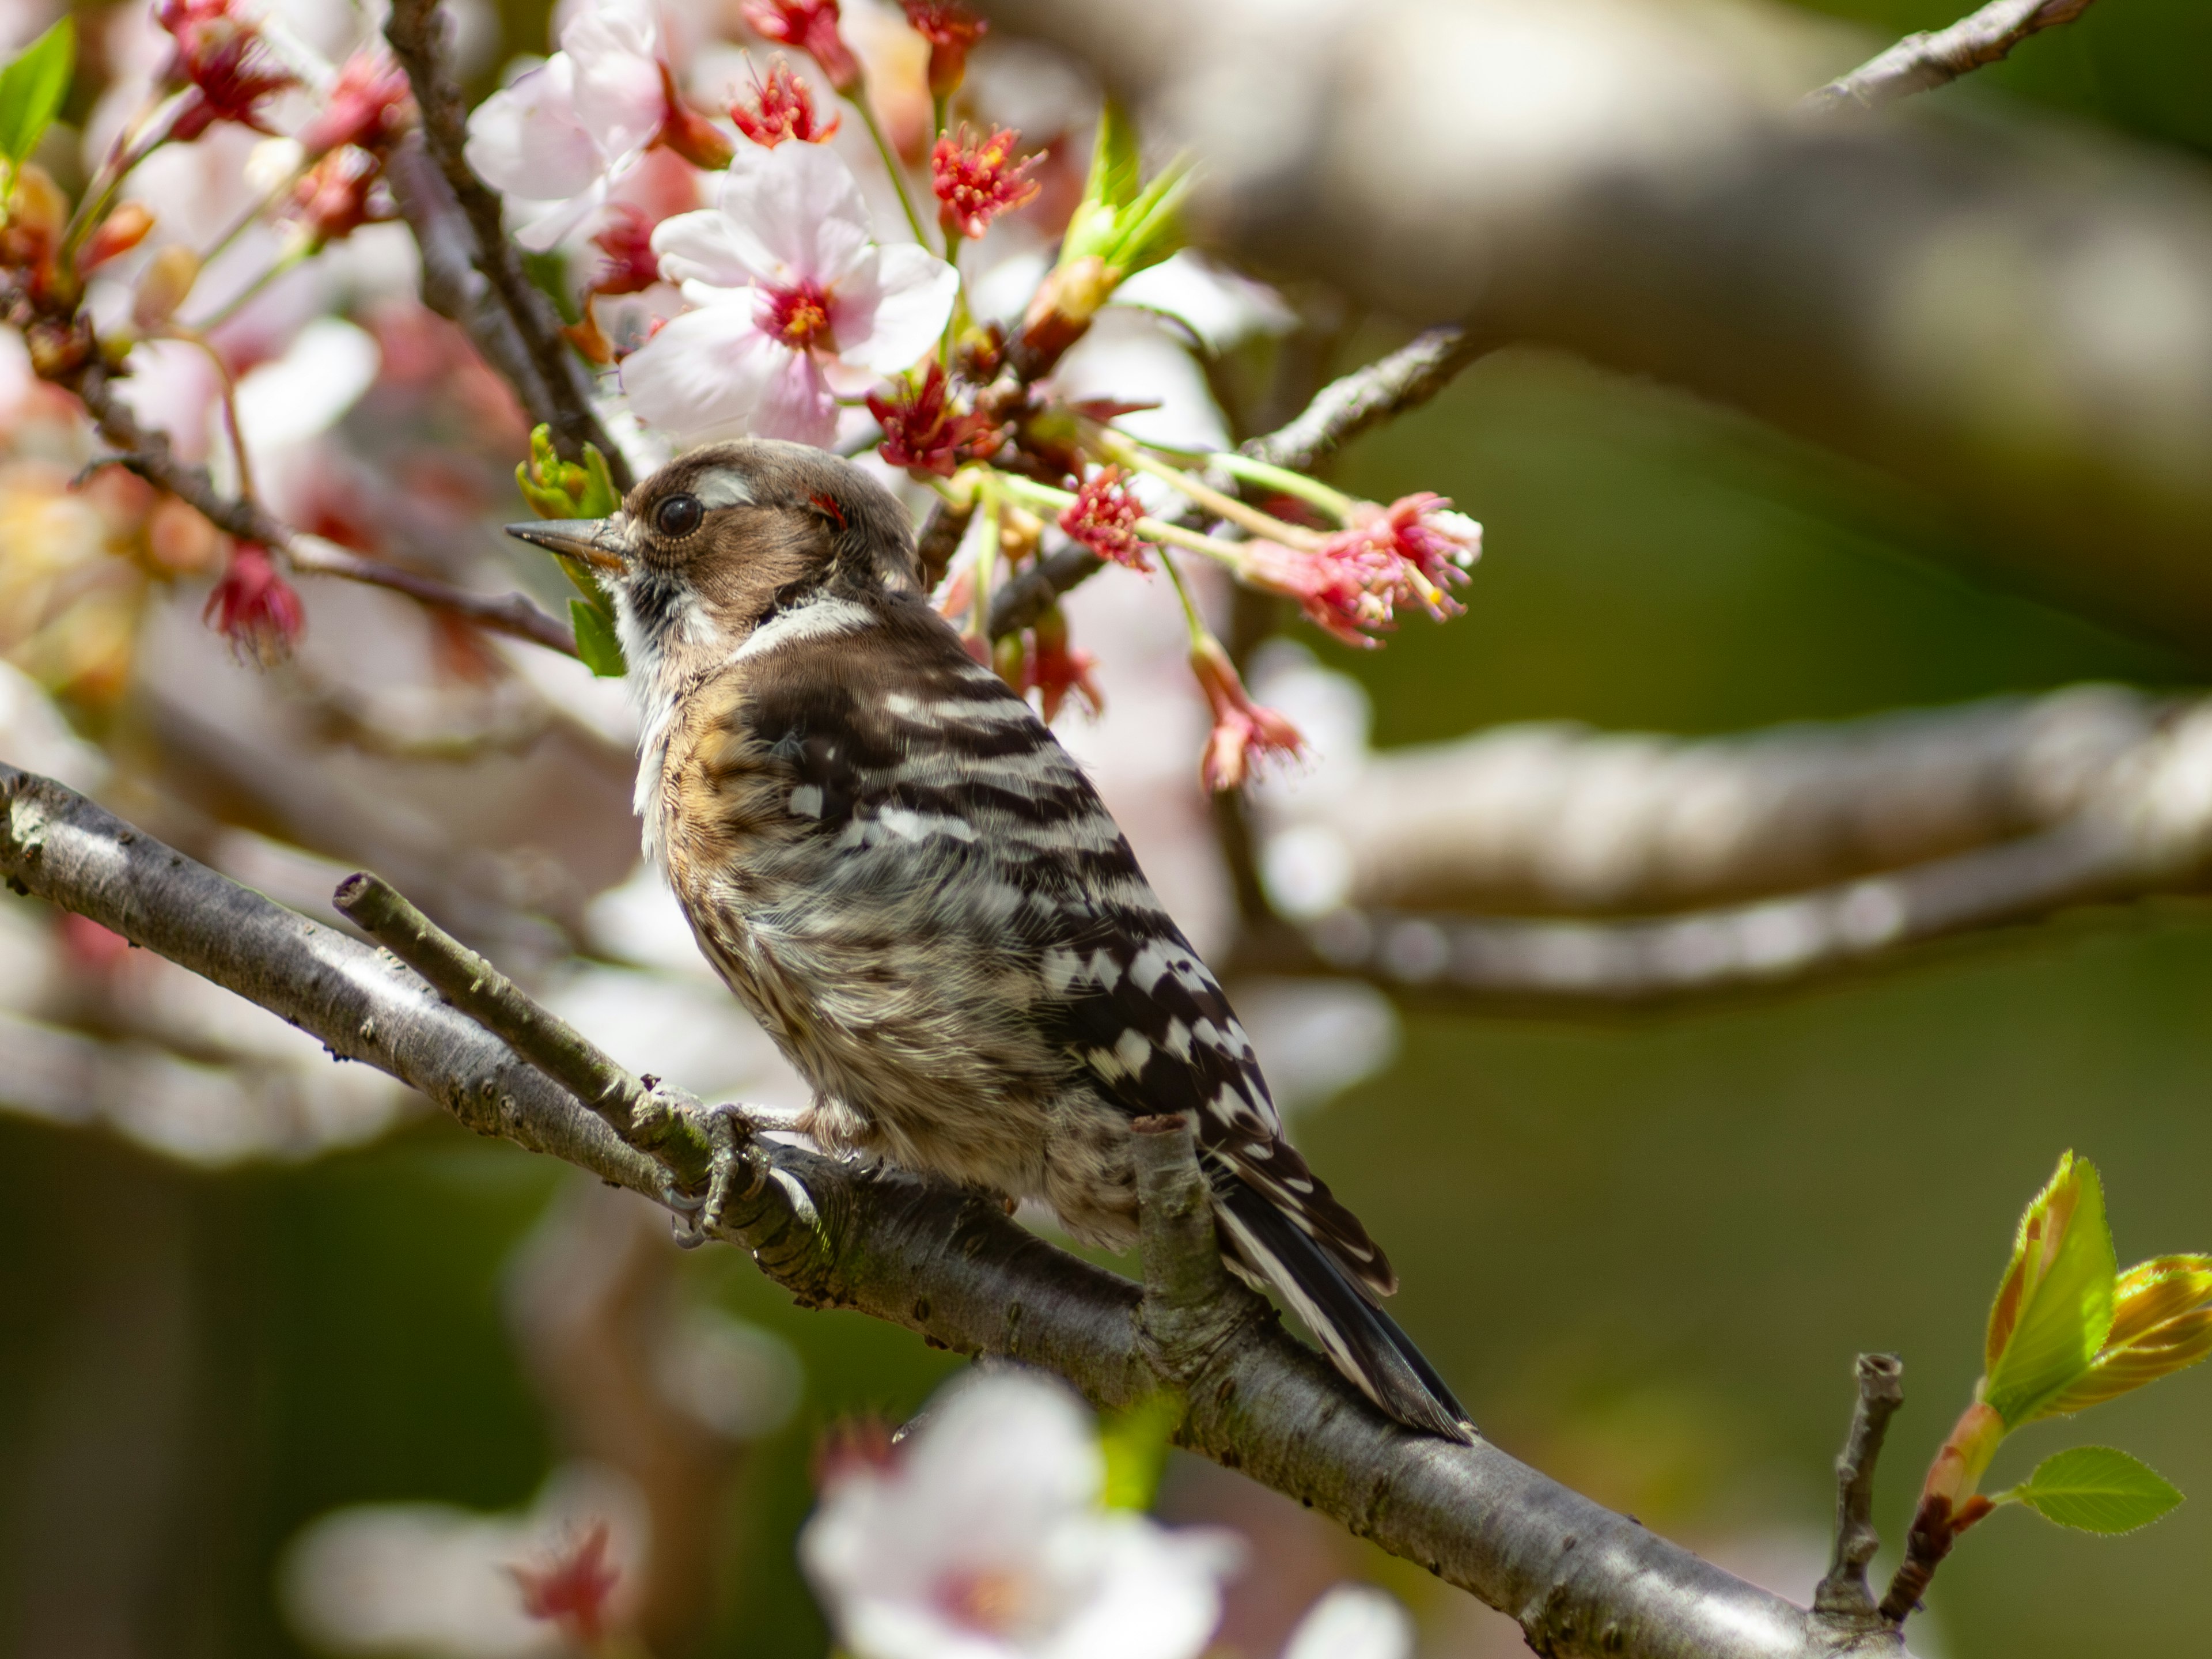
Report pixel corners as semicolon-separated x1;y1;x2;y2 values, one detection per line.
620;141;956;446
463;0;669;251
800;1370;1240;1659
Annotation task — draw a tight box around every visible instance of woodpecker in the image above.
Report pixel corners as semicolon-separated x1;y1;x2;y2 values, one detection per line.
509;439;1473;1443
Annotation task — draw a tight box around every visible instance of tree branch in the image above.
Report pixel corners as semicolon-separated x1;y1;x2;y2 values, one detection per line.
1245;689;2212;1003
332;871;714;1187
0;761;1915;1659
1270;813;2147;1003
382;0;635;491
987;327;1486;638
74;368;578;656
1800;0;2100;116
1815;1355;1906;1626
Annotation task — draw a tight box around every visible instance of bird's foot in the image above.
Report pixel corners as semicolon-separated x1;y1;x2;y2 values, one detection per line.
667;1099;763;1251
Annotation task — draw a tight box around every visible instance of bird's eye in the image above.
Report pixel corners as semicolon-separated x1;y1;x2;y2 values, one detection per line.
655;493;704;537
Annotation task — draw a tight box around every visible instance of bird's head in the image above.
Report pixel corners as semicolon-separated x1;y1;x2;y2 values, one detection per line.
504;439;920;680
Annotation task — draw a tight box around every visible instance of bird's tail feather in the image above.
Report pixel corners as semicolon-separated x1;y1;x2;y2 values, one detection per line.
1207;1161;1475;1444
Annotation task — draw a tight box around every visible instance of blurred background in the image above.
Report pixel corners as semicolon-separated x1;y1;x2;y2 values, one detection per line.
4;0;2212;1656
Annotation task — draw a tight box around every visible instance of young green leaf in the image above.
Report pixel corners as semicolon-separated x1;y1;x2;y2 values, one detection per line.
1983;1152;2118;1426
1998;1445;2183;1535
0;17;74;168
569;599;627;677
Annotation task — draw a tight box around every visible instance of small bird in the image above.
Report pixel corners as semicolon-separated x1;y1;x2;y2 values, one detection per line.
509;440;1473;1442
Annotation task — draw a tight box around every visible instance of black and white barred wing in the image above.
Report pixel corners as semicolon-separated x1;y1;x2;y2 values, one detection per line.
1036;906;1399;1302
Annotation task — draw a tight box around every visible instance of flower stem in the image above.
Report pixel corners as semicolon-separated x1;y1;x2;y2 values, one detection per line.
990;469;1253;572
1095;432;1323;550
194;243;310;331
1207;452;1357;522
1159;548;1210;650
854;89;935;252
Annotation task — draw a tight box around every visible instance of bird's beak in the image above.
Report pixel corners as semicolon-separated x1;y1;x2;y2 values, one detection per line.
503;517;628;573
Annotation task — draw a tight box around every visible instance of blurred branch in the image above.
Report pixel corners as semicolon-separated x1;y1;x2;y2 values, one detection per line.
0;763;1917;1659
1246;690;2212;1001
988;327;1486;637
975;0;2212;653
383;0;636;491
1801;0;2100;115
1815;1355;1906;1628
1267;685;2163;916
74;368;578;655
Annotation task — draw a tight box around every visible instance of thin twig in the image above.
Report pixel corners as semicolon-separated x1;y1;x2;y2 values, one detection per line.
987;326;1485;637
1814;1355;1906;1626
382;0;635;490
71;368;578;655
1241;325;1483;472
0;762;1920;1659
1800;0;2099;115
332;870;714;1188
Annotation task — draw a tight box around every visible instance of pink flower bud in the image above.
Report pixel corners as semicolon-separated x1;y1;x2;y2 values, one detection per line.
900;0;986;99
740;0;861;96
203;543;305;665
296;51;414;155
79;203;157;272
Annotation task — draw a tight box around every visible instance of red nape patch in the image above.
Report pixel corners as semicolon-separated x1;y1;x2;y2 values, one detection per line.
810;491;849;529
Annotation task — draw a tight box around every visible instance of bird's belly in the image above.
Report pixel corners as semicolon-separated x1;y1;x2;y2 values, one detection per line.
686;878;1070;1202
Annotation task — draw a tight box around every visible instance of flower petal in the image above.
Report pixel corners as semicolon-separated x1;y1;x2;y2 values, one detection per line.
463;55;602;204
713;139;873;289
565;0;666;165
620;306;791;440
1281;1586;1414;1659
831;242;960;374
748;347;840;446
652;207;762;290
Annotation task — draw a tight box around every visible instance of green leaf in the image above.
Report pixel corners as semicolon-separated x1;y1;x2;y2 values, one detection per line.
569;599;627;677
1998;1445;2183;1535
520;248;579;324
1097;1393;1180;1511
1984;1153;2118;1426
0;17;74;168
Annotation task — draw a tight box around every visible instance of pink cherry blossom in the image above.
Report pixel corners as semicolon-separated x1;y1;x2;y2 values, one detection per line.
463;0;677;251
620;142;956;446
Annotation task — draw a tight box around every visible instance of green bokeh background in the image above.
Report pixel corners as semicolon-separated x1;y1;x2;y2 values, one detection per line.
6;2;2212;1656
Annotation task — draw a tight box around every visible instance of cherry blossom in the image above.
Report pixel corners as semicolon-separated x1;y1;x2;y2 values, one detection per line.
156;0;298;142
463;0;717;251
1191;635;1304;790
868;360;998;476
622;142;956;446
732;58;839;148
801;1370;1238;1659
1058;467;1150;570
934;126;1041;241
511;1521;622;1646
1281;1585;1414;1659
1239;494;1482;646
